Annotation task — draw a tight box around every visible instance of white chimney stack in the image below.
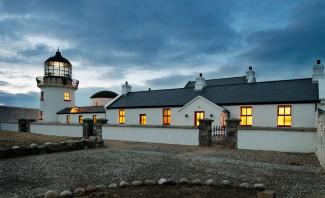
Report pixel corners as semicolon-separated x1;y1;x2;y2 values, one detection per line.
121;81;132;95
312;59;324;83
246;66;256;83
194;73;206;91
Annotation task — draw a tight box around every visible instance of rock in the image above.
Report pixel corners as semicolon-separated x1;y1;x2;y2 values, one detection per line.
144;180;156;185
239;182;250;188
119;181;129;187
165;179;177;185
12;146;19;149
108;183;118;188
254;183;265;190
131;180;142;186
257;190;275;198
96;184;106;190
179;178;189;185
30;143;38;148
86;184;97;193
205;179;216;186
158;178;168;185
221;180;230;185
59;190;72;197
44;142;54;146
191;179;202;185
73;187;85;196
44;190;58;198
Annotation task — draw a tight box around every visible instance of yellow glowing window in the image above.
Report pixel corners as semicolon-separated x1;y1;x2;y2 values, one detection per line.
194;111;205;126
163;108;171;125
278;105;291;127
140;114;146;125
66;115;71;124
240;106;253;126
119;109;125;124
64;92;70;101
79;115;83;124
93;115;97;123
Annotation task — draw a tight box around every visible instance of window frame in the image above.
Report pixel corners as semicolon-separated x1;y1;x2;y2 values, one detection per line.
277;105;292;127
119;109;125;124
64;92;71;101
139;114;146;125
240;106;253;126
194;111;205;126
66;115;71;124
162;108;171;125
40;91;44;101
79;115;83;124
93;115;97;123
39;111;43;120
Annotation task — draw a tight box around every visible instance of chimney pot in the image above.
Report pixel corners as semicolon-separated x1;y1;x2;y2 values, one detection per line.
246;66;256;83
194;73;206;91
122;81;132;94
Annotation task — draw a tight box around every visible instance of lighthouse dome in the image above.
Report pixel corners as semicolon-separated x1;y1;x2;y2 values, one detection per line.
44;50;72;78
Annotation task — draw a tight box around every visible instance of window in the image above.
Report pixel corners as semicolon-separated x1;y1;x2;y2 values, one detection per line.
139;114;146;125
39;111;43;120
79;115;83;124
163;108;171;125
66;115;71;124
119;109;125;124
240;106;253;126
194;111;205;126
93;115;97;123
64;92;70;101
278;105;291;127
40;91;44;101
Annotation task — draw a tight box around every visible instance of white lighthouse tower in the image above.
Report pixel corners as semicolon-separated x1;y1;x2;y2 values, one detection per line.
36;50;79;122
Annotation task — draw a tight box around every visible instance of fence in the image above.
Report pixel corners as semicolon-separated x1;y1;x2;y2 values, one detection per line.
30;122;83;137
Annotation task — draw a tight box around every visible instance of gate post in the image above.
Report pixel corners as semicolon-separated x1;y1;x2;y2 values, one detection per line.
82;118;93;138
93;119;107;141
198;118;214;146
225;118;240;148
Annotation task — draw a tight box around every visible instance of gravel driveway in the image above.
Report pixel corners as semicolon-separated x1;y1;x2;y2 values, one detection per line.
0;141;324;198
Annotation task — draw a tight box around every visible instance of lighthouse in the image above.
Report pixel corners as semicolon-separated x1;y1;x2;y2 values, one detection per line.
36;50;79;122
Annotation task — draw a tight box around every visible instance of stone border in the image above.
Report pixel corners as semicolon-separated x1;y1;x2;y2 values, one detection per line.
39;178;275;198
103;124;198;129
239;126;316;132
0;137;104;159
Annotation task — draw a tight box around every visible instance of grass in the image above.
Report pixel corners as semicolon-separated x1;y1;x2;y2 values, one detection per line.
0;131;79;148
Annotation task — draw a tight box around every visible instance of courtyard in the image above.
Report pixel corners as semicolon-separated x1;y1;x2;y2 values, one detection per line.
0;139;324;197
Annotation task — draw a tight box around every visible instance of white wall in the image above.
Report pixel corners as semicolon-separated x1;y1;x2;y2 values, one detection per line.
58;113;106;124
0;122;19;131
238;129;316;153
224;103;316;128
102;125;199;145
91;98;113;106
30;122;83;137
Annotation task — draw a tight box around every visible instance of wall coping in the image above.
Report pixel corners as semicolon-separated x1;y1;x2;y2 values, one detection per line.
238;126;317;132
0;121;18;124
30;122;82;126
103;124;198;129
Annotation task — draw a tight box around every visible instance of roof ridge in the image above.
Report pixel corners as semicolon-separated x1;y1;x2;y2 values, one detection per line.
128;87;187;94
187;75;246;83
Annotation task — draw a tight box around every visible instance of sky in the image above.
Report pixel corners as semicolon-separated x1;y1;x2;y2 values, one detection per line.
0;0;324;108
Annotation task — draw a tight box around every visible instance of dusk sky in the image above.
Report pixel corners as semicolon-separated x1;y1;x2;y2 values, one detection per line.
0;0;324;108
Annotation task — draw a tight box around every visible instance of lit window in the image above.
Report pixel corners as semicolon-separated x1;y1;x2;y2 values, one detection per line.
66;115;71;124
64;92;70;101
93;115;97;123
240;106;253;126
40;91;44;101
139;114;146;125
163;108;171;125
119;109;125;124
39;111;43;120
79;115;83;124
278;105;291;127
70;106;78;113
194;111;205;126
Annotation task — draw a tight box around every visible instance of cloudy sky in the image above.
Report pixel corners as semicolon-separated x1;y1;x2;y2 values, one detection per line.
0;0;324;108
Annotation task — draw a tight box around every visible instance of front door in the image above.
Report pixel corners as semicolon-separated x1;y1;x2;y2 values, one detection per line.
194;111;205;126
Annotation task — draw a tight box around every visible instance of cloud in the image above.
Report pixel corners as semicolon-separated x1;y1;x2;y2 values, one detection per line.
146;74;194;89
0;91;39;108
17;44;50;57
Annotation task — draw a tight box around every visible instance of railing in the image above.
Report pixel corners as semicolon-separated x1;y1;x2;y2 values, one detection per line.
36;76;79;89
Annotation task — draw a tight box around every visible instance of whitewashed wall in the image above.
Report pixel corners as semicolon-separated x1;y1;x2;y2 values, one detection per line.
30;122;83;137
91;98;113;106
224;103;316;128
0;122;19;131
58;113;106;124
102;125;199;145
238;128;316;153
315;109;325;168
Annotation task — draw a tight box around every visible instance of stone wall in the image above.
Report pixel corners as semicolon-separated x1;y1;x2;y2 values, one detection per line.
0;106;39;122
315;109;325;168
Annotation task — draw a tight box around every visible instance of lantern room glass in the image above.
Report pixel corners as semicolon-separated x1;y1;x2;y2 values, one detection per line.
44;61;72;78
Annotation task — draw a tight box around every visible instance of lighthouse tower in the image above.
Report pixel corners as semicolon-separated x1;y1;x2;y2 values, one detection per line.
36;50;79;122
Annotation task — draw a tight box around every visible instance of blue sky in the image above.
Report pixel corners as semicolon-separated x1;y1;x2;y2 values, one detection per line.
0;0;324;108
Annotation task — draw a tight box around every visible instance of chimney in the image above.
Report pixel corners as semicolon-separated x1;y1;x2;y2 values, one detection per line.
246;66;256;83
312;59;324;83
121;81;132;95
194;73;206;91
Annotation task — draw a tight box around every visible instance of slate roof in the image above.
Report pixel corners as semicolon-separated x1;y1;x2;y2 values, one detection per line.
107;78;319;109
57;106;105;114
90;91;118;99
184;76;247;88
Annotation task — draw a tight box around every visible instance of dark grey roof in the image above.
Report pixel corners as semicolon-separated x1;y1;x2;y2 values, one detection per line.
90;91;118;99
57;106;105;114
45;50;71;65
107;78;319;109
184;76;247;88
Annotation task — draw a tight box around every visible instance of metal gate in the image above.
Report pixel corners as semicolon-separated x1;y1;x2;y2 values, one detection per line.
211;126;226;145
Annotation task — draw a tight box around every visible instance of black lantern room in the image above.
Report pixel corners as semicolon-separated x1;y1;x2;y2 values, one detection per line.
44;49;72;79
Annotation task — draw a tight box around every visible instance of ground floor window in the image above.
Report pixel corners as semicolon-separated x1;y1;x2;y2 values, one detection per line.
139;114;146;125
194;111;205;126
278;105;291;127
163;108;171;125
119;109;125;124
66;115;71;124
93;115;97;123
79;115;83;124
240;106;252;126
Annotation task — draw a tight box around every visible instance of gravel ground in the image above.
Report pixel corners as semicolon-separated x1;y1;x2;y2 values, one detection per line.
0;141;324;198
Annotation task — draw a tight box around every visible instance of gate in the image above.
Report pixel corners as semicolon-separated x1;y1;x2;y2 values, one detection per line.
211;126;226;145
